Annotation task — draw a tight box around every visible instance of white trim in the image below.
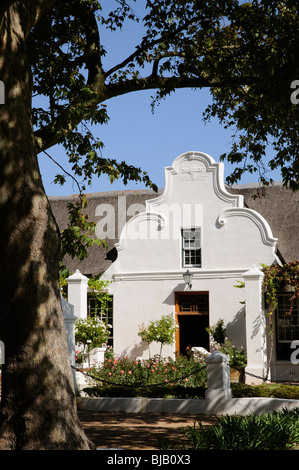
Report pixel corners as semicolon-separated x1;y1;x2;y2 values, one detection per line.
115;211;166;251
145;151;243;210
112;268;250;282
217;207;278;247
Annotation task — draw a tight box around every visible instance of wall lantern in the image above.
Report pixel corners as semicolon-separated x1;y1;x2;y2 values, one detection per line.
183;270;193;289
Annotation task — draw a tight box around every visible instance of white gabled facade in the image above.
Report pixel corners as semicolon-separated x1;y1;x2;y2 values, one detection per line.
100;151;284;384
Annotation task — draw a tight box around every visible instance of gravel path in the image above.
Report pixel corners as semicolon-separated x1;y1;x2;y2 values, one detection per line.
78;411;217;450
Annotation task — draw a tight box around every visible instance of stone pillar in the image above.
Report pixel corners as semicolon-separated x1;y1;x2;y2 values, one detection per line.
89;347;106;367
243;265;266;384
61;295;77;384
205;350;232;407
66;269;88;320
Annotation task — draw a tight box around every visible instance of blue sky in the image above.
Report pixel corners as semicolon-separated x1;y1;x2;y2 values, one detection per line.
37;2;282;197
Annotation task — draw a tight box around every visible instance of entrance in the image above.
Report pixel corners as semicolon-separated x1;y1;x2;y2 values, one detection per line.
175;292;209;355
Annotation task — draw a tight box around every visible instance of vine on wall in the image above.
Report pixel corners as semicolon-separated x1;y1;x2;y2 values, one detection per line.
262;261;299;376
262;261;299;315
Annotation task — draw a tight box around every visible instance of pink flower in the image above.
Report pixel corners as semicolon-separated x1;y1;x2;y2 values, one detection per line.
185;378;189;382
128;370;132;374
165;379;168;382
108;372;112;376
121;370;124;374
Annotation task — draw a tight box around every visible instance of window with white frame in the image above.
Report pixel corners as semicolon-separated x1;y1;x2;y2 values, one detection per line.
276;292;299;361
182;228;201;267
88;294;114;347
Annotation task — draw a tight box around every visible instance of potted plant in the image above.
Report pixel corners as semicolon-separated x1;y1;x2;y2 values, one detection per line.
207;319;247;383
221;338;247;383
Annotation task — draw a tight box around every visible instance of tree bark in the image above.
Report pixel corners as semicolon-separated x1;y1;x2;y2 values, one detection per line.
0;3;95;450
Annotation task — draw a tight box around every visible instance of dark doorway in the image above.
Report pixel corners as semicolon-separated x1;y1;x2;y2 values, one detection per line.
175;292;209;356
175;291;209;355
177;314;209;355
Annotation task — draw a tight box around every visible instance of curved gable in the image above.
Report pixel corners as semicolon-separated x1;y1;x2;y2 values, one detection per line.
107;152;279;275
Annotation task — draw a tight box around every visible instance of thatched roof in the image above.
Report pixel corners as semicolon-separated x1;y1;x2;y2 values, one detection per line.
49;183;299;276
232;183;299;265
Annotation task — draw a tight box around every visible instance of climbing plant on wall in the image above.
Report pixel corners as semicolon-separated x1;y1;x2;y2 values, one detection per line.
262;261;299;315
262;261;299;376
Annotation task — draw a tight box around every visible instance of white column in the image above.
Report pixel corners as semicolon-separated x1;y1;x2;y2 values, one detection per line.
66;269;88;320
243;265;267;384
61;296;77;367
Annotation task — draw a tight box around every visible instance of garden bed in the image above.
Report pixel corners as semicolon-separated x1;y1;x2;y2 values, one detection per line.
82;382;299;400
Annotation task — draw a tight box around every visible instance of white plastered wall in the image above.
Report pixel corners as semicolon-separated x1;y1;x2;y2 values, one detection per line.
102;151;280;380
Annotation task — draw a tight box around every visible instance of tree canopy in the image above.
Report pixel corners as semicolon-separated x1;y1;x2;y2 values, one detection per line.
27;0;299;195
0;0;298;449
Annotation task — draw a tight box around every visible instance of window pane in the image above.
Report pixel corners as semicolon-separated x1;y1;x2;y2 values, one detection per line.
88;294;114;347
182;228;201;267
276;293;299;360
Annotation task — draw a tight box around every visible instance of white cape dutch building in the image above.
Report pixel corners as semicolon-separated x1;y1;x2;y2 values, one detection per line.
102;151;282;384
51;151;299;384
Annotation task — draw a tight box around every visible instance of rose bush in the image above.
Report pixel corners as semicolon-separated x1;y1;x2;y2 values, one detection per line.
90;353;207;388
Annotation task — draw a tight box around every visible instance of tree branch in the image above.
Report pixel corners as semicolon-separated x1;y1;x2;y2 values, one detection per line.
0;0;16;18
34;71;255;153
105;73;256;99
77;1;104;87
42;150;83;195
0;0;58;39
104;15;199;78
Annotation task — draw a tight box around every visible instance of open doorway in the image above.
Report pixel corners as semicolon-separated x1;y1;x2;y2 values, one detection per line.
175;292;209;355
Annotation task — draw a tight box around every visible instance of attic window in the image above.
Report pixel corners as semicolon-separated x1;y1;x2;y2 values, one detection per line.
182;228;201;267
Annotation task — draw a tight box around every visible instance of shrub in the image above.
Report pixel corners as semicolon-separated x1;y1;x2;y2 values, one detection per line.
75;316;109;352
181;408;299;450
84;384;207;399
231;383;299;400
87;354;207;389
207;319;247;369
138;314;177;358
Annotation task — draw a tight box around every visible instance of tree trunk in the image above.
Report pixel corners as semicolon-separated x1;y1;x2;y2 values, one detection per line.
0;4;95;450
